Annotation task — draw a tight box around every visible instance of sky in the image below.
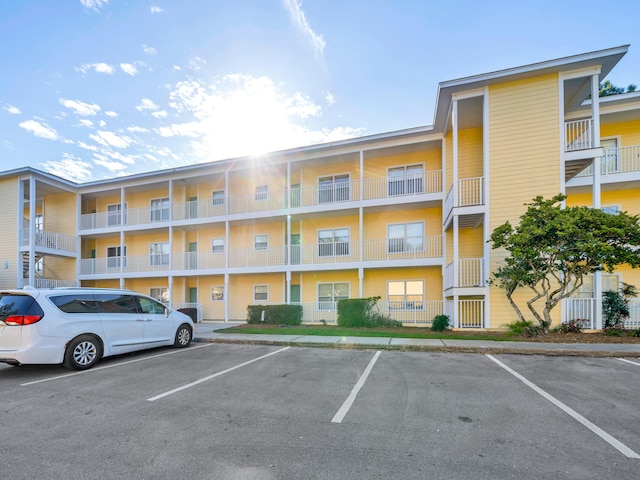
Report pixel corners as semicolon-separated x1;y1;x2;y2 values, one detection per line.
1;0;639;183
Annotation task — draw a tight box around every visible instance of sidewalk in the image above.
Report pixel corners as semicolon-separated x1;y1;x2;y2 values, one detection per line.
193;322;640;357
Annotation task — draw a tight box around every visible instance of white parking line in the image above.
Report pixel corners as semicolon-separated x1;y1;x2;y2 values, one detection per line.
21;343;213;387
332;351;381;424
486;354;640;459
147;346;291;401
618;358;640;367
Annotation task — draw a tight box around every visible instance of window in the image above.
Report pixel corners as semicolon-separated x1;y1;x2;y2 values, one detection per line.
151;197;170;222
388;280;424;310
95;294;139;314
150;242;170;266
212;238;224;254
601;205;620;215
149;287;169;303
254;234;268;251
255;185;268;201
211;285;224;301
35;257;44;273
387;222;424;253
138;295;166;314
107;203;126;226
212;190;225;206
601;138;619;174
318;283;349;310
572;274;619;298
254;285;269;302
388;165;424;196
318;174;350;203
107;246;126;268
35;214;44;232
318;228;350;257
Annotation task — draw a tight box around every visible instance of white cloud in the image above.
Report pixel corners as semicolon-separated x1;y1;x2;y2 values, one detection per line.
77;63;116;75
105;111;118;117
77;141;99;152
80;0;108;12
152;110;168;119
120;63;138;76
188;57;206;72
77;119;95;128
150;6;164;14
127;126;149;133
136;98;159;111
93;155;128;172
39;154;93;182
89;130;132;149
325;92;336;105
19;119;59;140
4;105;21;115
143;44;157;55
60;98;101;116
281;0;326;60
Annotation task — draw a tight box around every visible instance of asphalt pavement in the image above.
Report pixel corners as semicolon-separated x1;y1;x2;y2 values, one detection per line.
193;322;640;357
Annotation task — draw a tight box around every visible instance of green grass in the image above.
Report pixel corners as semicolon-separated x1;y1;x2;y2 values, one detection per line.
216;324;514;341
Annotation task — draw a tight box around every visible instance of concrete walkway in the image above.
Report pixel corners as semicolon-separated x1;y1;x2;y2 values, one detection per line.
193;322;640;357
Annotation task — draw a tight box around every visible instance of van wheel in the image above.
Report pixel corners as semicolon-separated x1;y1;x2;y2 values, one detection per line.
174;324;192;348
64;335;102;370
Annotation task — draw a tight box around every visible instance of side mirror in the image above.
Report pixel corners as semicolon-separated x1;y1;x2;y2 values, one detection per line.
164;307;170;318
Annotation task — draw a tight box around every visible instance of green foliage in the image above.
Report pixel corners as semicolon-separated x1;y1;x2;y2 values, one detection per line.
505;320;548;337
490;194;640;327
602;290;629;329
337;297;402;328
632;328;640;338
431;314;450;332
599;80;637;97
604;328;624;337
557;319;583;334
246;304;303;325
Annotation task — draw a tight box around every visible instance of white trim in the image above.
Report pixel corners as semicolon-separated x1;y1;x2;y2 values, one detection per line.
253;284;269;302
254;233;269;251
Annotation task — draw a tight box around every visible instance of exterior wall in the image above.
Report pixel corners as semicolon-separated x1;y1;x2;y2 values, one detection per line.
601;119;640;145
0;178;18;289
487;73;561;327
362;148;441;179
458;127;484;179
44;191;77;236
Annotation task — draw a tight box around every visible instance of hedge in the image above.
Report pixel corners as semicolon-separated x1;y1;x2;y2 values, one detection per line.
246;304;303;325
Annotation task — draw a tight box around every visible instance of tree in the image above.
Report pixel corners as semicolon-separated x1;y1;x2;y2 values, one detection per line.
490;194;640;327
599;80;637;97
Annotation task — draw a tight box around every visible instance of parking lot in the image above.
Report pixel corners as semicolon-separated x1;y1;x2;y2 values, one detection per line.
1;344;639;480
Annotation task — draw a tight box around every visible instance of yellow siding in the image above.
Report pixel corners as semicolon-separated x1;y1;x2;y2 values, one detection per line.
458;127;483;179
364;267;442;300
45;192;76;235
230;221;285;249
363;148;441;179
488;73;561;327
0;178;18;288
363;206;441;240
300;270;358;302
601;119;640;146
301;215;359;245
458;226;484;259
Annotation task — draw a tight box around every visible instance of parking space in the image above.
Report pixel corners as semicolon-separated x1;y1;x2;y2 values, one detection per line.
1;346;639;479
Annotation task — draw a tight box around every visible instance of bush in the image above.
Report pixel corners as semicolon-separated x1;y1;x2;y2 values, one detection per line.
431;315;450;332
246;304;302;325
337;297;402;328
506;320;548;337
604;328;624;337
632;328;640;338
558;319;583;333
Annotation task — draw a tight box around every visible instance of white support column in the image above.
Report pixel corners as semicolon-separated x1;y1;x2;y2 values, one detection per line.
452;100;459;207
453;216;459;288
359;207;363;262
359;150;364;202
482;87;491;328
224;273;230;322
120;186;125;289
453;294;459;328
592;73;603;330
28;176;36;287
16;178;25;287
358;268;364;298
76;193;82;286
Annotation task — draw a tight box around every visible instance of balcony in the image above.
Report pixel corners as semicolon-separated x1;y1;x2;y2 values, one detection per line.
79;171;444;232
20;229;77;254
564;298;640;329
574;145;640;178
445;258;485;290
565;119;594;152
79;236;444;276
444;177;485;222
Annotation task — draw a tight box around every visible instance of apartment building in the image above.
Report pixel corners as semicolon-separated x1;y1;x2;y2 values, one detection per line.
2;45;639;329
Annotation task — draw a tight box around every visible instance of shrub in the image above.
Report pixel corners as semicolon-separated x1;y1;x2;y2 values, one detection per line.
337;297;401;328
505;320;533;335
632;328;640;338
246;304;303;325
558;319;583;333
431;314;450;332
604;328;624;337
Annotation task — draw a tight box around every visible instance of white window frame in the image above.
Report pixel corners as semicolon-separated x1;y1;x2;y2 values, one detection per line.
212;190;225;206
317;227;350;257
106;245;127;269
107;203;127;226
254;284;269;302
150;287;169;303
211;285;224;302
387;164;424;196
318;173;350;204
150;197;170;222
317;282;349;311
254;234;269;251
387;280;425;310
387;222;424;254
150;242;170;266
212;237;225;254
255;185;268;201
601;136;621;174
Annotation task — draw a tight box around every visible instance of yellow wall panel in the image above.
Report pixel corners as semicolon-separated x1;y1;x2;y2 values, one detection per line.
0;178;18;288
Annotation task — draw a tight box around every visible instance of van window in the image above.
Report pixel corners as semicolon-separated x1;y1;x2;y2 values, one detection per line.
0;294;44;320
136;296;166;314
95;294;139;314
49;294;99;313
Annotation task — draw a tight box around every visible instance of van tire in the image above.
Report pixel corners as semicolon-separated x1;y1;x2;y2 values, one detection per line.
174;324;192;348
64;335;102;370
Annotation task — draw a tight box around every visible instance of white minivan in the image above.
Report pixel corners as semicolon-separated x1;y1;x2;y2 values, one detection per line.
0;287;194;370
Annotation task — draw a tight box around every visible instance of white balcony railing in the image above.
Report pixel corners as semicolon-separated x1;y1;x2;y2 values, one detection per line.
362;236;443;261
298;300;444;325
445;258;485;289
20;229;77;253
79;171;444;231
564;298;640;329
566;119;594;151
575;145;640;177
458;177;484;207
458;299;485;328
